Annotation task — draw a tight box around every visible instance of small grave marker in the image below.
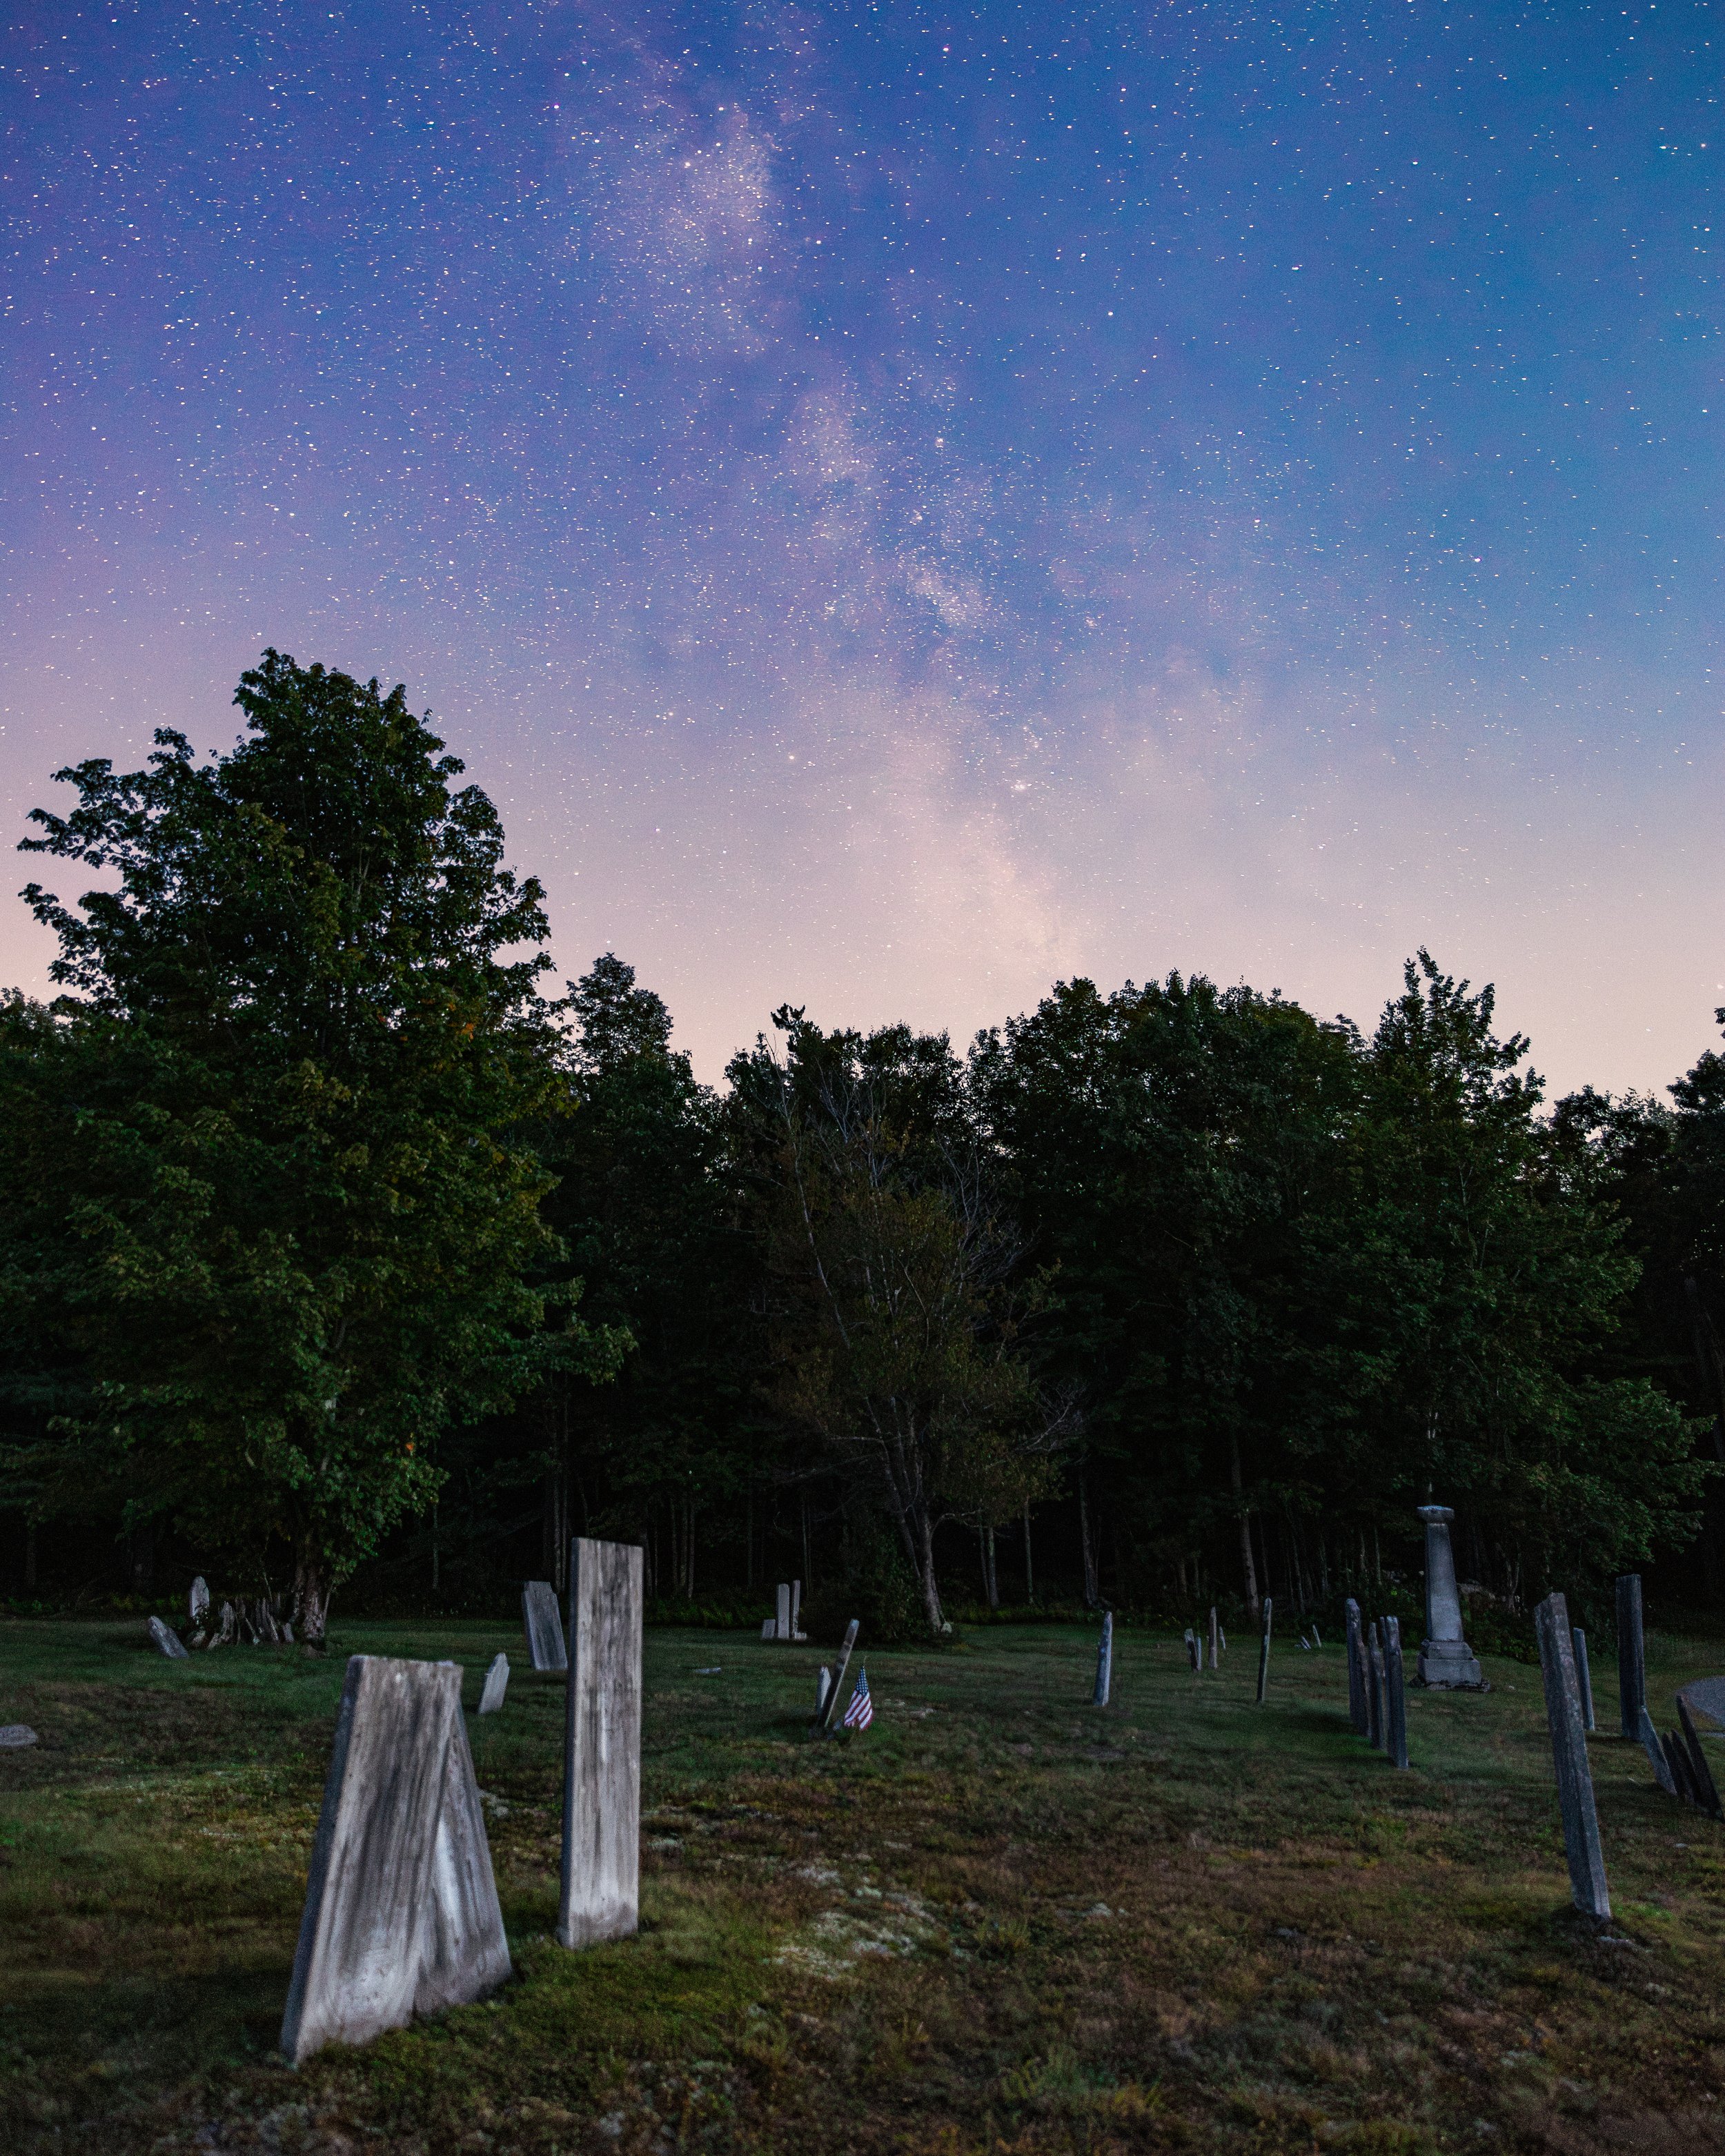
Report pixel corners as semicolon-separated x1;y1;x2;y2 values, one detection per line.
1534;1591;1610;1920
148;1615;188;1660
558;1538;643;1950
522;1581;568;1674
0;1724;39;1748
1092;1611;1113;1707
280;1656;511;2063
477;1654;509;1715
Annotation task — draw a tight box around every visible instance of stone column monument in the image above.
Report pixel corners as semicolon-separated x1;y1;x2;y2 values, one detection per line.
1416;1504;1482;1688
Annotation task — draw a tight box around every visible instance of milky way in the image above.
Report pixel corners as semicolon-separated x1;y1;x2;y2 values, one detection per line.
3;1;1719;1090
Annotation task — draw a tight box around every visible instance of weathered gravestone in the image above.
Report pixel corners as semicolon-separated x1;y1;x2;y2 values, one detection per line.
477;1654;509;1716
1572;1628;1596;1734
816;1665;832;1719
190;1577;209;1624
1345;1598;1368;1736
1366;1621;1386;1750
1416;1504;1482;1688
1533;1592;1610;1920
1208;1605;1221;1671
558;1537;643;1950
1092;1611;1113;1707
1381;1614;1410;1770
775;1583;792;1641
148;1616;189;1660
1677;1698;1722;1818
1639;1703;1678;1794
1256;1598;1274;1704
1615;1574;1646;1741
0;1724;39;1747
817;1619;861;1734
760;1619;776;1641
522;1580;568;1674
279;1656;511;2064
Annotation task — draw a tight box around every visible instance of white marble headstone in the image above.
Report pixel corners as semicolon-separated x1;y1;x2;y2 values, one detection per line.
478;1653;509;1715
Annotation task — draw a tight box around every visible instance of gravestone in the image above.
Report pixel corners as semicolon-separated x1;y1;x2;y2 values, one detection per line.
214;1601;236;1648
816;1665;832;1719
1367;1621;1386;1750
760;1619;776;1640
1256;1598;1273;1705
1677;1697;1723;1819
1416;1505;1482;1687
1571;1628;1596;1734
776;1583;792;1641
1639;1703;1678;1793
1092;1611;1113;1707
477;1654;509;1715
1345;1599;1368;1735
1381;1614;1410;1770
558;1538;644;1950
190;1577;209;1624
279;1656;511;2064
1533;1592;1611;1920
0;1724;39;1747
1615;1575;1646;1741
1208;1605;1220;1671
522;1580;568;1674
817;1619;860;1734
148;1616;189;1660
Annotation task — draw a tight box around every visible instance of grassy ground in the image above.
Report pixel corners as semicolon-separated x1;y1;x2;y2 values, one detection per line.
5;1617;1725;2156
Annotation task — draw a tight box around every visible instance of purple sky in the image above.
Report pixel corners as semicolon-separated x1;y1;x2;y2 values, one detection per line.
3;1;1720;1094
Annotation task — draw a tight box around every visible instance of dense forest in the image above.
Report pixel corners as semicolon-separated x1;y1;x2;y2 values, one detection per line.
3;657;1724;1642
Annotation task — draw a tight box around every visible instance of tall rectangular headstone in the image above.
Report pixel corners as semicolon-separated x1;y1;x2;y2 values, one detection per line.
1256;1598;1273;1704
280;1656;510;2063
1534;1592;1611;1921
522;1580;568;1674
1208;1605;1220;1671
1615;1574;1646;1741
1381;1614;1410;1770
1367;1621;1386;1749
776;1583;792;1642
1571;1628;1596;1734
1345;1598;1368;1735
1417;1504;1482;1687
1092;1611;1113;1707
558;1537;643;1950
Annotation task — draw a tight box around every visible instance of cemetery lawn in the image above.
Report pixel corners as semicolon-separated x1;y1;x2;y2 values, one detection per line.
6;1624;1725;2156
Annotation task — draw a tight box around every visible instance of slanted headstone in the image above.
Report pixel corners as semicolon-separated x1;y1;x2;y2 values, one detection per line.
189;1577;209;1624
816;1665;832;1719
1092;1611;1113;1707
1381;1614;1410;1770
1416;1505;1482;1687
1208;1605;1220;1671
1677;1698;1722;1819
1256;1598;1273;1704
776;1583;792;1642
522;1580;568;1674
558;1537;644;1950
1345;1599;1368;1735
1572;1628;1596;1734
0;1724;39;1747
1533;1591;1610;1920
1639;1703;1678;1794
817;1619;860;1734
279;1656;511;2064
1366;1621;1386;1750
478;1654;509;1716
1615;1574;1646;1741
148;1616;189;1661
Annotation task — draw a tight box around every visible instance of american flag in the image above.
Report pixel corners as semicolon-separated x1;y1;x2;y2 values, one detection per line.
842;1667;874;1732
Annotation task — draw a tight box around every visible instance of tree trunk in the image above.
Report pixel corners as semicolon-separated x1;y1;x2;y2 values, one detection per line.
290;1545;332;1647
915;1510;946;1632
1078;1470;1099;1608
1023;1503;1034;1603
980;1526;999;1610
1231;1437;1260;1619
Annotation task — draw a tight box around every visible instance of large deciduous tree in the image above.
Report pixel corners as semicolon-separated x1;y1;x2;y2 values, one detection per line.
0;653;624;1639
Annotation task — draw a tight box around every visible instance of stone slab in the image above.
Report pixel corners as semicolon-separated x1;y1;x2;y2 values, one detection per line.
776;1583;791;1642
1535;1592;1610;1920
478;1654;509;1715
1616;1574;1646;1741
0;1724;39;1747
522;1580;567;1673
558;1537;643;1950
148;1616;189;1660
1092;1611;1113;1707
1382;1614;1410;1770
1639;1703;1678;1793
280;1656;511;2064
1572;1628;1596;1733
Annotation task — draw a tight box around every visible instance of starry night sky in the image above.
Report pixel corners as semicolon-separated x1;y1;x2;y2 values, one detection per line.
3;0;1719;1090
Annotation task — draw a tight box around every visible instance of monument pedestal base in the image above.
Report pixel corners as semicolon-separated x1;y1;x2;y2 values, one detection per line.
1418;1638;1483;1688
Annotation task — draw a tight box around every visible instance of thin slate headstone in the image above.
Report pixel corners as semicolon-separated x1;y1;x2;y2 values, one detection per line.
1256;1598;1274;1705
477;1654;509;1716
1639;1703;1678;1794
1615;1574;1646;1741
1381;1614;1410;1770
1533;1591;1611;1921
522;1580;568;1674
816;1665;832;1719
0;1724;39;1747
1367;1621;1386;1750
279;1656;511;2064
558;1537;644;1950
1664;1729;1698;1806
1416;1504;1483;1687
1093;1611;1113;1707
776;1583;792;1642
818;1620;860;1734
189;1576;209;1623
1572;1628;1596;1734
1345;1599;1368;1735
1208;1605;1220;1671
1677;1698;1723;1819
148;1615;189;1660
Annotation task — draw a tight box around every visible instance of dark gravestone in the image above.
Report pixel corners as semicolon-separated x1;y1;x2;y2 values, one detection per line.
522;1580;568;1674
1571;1628;1596;1734
817;1619;860;1734
1382;1614;1410;1770
816;1665;832;1719
1416;1504;1482;1687
1639;1704;1678;1794
1256;1599;1273;1705
1677;1698;1723;1819
477;1654;509;1715
280;1656;510;2063
558;1537;644;1950
1345;1598;1368;1735
1092;1612;1113;1707
148;1616;188;1660
1533;1592;1611;1921
1366;1622;1386;1750
1208;1605;1220;1671
1615;1574;1646;1741
776;1583;792;1641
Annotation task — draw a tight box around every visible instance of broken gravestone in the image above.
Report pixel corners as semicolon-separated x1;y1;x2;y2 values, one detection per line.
478;1654;509;1716
558;1538;644;1949
148;1616;189;1660
522;1580;567;1673
279;1656;511;2064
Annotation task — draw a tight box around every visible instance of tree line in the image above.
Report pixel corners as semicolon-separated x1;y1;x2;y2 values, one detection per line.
2;657;1722;1641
